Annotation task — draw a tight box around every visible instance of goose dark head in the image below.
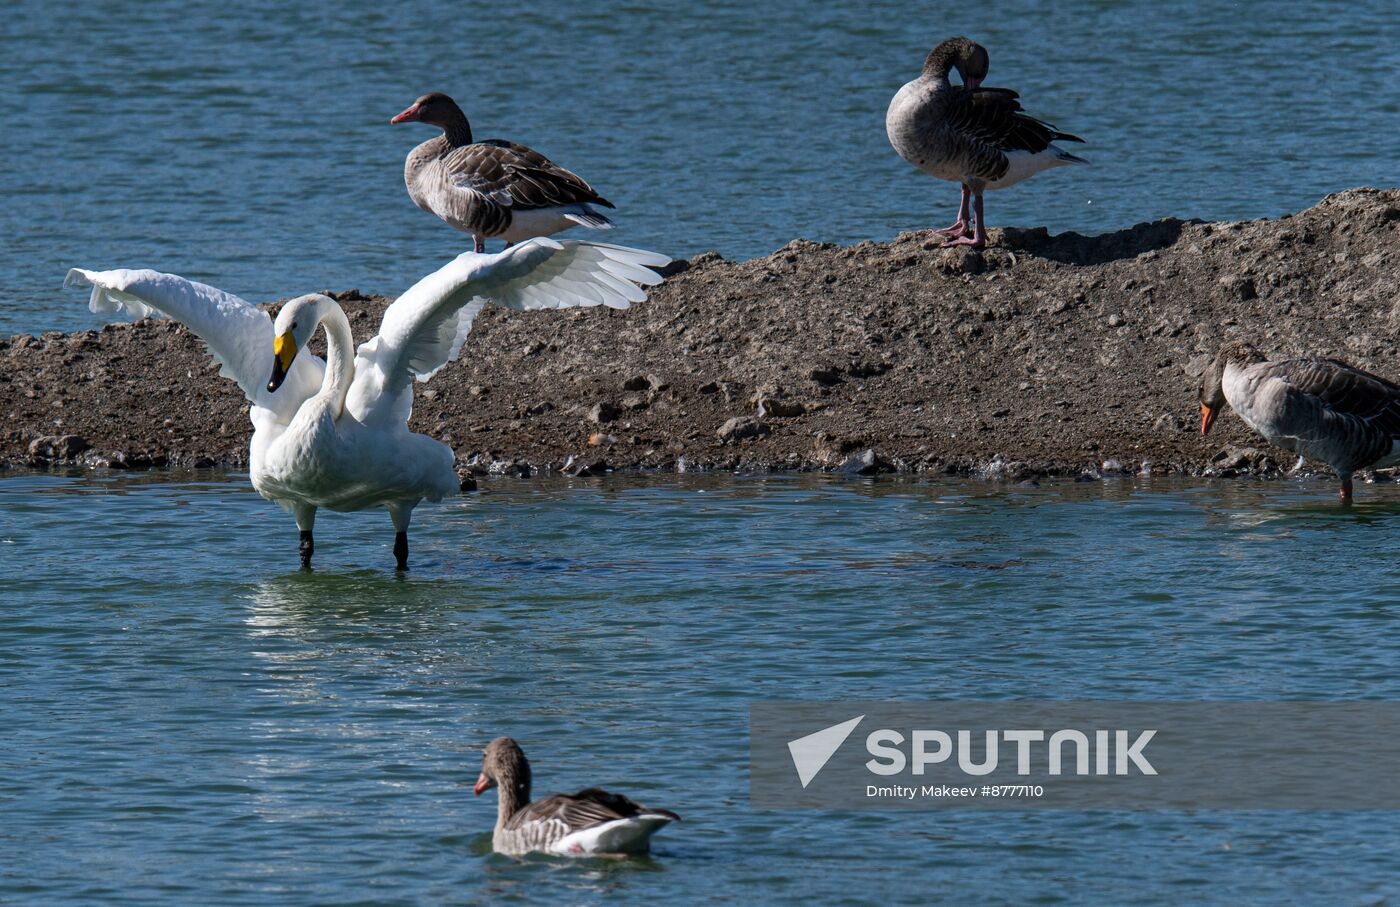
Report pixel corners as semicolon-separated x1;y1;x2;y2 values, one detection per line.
390;92;472;142
924;37;989;88
475;736;532;804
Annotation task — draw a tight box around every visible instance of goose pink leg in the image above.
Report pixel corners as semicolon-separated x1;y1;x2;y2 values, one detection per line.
945;193;988;249
934;185;973;237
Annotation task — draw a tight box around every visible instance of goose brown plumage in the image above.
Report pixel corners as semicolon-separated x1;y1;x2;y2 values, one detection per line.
474;736;680;856
886;37;1087;248
391;92;615;253
1199;341;1400;499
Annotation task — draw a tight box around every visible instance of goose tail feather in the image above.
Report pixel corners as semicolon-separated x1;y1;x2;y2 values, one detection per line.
565;208;615;230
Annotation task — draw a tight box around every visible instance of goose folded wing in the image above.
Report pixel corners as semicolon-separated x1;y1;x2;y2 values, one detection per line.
449;141;613;210
63;267;323;421
509;788;675;833
948;86;1083;154
1274;358;1400;436
347;238;668;428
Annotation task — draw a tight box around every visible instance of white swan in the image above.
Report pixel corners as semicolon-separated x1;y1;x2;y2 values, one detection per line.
64;239;669;569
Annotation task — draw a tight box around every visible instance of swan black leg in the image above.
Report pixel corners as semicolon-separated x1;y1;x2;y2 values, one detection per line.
394;531;409;571
299;530;314;569
387;502;415;572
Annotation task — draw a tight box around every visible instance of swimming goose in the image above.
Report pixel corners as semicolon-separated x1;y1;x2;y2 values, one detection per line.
65;239;668;567
391;92;615;253
1199;341;1400;499
886;37;1087;249
475;736;680;856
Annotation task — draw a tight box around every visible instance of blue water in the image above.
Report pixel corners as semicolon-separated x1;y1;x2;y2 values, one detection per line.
5;0;1400;335
2;471;1399;903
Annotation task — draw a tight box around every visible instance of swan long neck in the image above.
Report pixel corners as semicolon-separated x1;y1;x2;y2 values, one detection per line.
314;301;355;418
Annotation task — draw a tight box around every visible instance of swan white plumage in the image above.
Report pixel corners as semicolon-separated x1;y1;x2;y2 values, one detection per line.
64;238;669;569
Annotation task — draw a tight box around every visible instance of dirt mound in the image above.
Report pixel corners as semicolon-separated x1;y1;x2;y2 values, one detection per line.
4;188;1398;480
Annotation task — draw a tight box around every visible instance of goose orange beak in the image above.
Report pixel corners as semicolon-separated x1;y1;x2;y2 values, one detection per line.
390;103;422;125
1200;403;1218;435
473;773;492;796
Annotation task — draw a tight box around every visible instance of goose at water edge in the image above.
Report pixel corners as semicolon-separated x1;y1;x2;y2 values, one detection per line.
1199;341;1400;500
475;736;680;856
391;92;616;254
65;239;669;568
886;36;1087;249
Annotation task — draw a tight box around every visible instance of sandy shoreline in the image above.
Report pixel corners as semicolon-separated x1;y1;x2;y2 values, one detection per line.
4;188;1398;481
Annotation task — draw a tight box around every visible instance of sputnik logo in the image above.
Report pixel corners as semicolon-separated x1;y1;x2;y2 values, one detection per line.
787;715;864;788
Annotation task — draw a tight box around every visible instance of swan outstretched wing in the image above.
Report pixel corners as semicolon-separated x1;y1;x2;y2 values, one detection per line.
64;267;324;423
347;239;668;427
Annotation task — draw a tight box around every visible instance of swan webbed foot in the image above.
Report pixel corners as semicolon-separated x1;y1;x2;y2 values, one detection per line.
299;529;314;569
394;531;409;571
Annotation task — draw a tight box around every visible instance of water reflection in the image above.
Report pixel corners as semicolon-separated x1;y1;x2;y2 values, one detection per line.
472;845;670;902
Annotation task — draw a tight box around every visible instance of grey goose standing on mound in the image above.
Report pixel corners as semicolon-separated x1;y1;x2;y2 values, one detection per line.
391;92;615;253
886;37;1087;249
1200;341;1400;500
474;736;680;856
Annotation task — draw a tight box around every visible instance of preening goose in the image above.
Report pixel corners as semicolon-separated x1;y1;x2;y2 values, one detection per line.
65;239;668;567
1200;341;1400;500
475;737;680;857
391;92;615;253
886;37;1087;249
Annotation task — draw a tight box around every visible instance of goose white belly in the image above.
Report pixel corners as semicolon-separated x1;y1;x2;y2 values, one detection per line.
546;815;673;856
982;147;1077;191
500;206;590;244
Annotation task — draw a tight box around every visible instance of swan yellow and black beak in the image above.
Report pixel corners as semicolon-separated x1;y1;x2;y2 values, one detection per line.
268;333;297;393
